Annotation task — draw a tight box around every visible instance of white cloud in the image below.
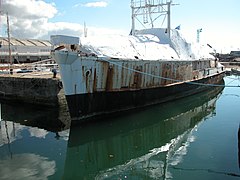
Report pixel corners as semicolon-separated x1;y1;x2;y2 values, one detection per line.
29;127;48;138
0;0;239;52
47;22;84;38
83;1;108;8
2;0;57;19
1;0;58;38
0;154;55;180
0;0;120;40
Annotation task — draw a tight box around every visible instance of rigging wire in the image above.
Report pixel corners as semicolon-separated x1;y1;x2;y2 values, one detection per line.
100;58;240;88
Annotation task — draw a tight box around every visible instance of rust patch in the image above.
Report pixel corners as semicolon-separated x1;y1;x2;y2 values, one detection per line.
132;66;142;89
161;63;170;85
106;64;114;91
85;68;92;93
192;70;199;80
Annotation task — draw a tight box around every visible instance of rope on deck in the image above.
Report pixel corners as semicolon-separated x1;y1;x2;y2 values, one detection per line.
100;58;240;88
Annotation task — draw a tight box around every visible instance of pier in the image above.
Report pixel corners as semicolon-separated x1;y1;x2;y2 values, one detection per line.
0;71;65;107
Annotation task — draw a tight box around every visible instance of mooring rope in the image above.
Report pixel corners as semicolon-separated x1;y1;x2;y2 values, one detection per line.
100;58;240;88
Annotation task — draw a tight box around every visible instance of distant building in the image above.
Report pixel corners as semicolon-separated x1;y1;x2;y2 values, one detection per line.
0;37;52;63
218;50;240;62
230;51;240;58
50;35;80;46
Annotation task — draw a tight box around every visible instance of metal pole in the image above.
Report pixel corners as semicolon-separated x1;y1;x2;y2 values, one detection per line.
7;13;12;65
167;1;171;38
131;0;135;35
197;28;202;43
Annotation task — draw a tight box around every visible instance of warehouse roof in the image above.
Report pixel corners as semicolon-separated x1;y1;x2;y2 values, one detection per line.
0;37;52;47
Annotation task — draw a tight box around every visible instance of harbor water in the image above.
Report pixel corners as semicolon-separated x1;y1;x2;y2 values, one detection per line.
0;75;239;180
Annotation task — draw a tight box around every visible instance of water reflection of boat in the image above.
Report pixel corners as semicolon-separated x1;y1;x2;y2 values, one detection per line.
63;84;224;179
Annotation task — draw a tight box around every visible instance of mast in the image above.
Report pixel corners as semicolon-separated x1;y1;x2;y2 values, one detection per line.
84;21;88;38
7;12;12;66
167;1;171;37
131;0;135;35
131;0;177;37
131;0;178;37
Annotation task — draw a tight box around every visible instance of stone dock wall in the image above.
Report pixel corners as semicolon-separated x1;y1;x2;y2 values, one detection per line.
0;74;64;107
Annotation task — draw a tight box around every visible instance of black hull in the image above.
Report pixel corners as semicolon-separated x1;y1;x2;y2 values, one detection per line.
66;73;225;122
231;68;240;75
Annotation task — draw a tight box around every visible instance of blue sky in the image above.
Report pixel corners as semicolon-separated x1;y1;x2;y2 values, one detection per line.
1;0;240;52
48;0;239;30
48;0;240;50
47;0;132;29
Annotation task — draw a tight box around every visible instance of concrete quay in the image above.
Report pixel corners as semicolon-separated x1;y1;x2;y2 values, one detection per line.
0;72;65;107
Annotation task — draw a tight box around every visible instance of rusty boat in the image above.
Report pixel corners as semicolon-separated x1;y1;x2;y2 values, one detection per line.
52;0;225;122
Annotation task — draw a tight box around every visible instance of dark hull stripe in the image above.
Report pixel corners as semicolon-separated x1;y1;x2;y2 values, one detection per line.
66;73;225;122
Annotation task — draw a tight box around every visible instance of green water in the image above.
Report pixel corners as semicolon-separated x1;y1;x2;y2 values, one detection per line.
0;75;239;180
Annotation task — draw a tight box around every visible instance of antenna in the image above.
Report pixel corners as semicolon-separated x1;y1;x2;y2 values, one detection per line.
84;22;88;38
197;28;202;43
130;0;178;37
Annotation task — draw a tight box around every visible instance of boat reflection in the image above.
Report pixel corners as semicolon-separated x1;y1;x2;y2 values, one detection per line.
63;85;224;179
